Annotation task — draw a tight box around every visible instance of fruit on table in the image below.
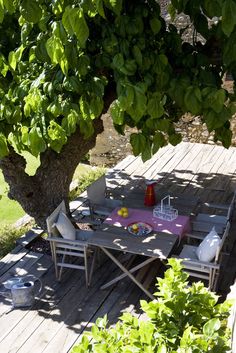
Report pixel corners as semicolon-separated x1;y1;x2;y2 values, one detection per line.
117;207;129;218
121;207;128;212
117;209;123;216
132;224;139;232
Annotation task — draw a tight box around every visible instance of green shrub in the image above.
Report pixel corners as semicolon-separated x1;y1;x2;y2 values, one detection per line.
0;224;32;258
71;259;232;353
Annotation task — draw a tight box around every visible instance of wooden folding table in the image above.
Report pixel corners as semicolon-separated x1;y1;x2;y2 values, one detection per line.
87;223;178;299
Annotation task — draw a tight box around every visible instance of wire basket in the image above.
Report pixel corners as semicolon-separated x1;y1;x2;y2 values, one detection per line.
153;195;178;221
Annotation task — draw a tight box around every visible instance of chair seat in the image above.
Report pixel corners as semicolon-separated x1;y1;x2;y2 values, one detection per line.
178;245;214;274
179;245;198;261
94;199;122;217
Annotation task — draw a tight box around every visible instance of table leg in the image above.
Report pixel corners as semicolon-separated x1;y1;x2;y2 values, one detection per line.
100;246;155;300
101;257;156;289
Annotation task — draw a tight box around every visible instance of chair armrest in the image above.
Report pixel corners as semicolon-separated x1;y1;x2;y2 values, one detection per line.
46;236;88;247
185;232;205;240
203;202;229;210
172;255;220;270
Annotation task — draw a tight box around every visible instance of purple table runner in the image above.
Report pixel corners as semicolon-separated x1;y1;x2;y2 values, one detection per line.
104;207;191;238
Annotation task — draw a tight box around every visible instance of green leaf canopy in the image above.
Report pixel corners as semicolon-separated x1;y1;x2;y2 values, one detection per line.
0;0;235;161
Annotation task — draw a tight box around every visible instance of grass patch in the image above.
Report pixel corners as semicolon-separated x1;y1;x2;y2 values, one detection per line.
0;197;25;227
0;152;40;227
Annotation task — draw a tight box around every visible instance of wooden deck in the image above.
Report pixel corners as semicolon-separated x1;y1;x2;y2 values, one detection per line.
1;142;236;352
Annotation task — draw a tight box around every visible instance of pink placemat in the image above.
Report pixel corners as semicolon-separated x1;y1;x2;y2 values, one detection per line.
104;207;191;237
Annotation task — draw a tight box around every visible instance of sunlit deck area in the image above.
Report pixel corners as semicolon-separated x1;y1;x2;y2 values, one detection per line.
0;142;236;353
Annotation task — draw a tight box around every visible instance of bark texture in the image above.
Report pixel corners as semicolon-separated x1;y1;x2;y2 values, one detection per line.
0;117;104;230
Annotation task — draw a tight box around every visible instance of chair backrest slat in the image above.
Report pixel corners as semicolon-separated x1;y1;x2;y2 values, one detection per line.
46;201;66;236
192;221;224;235
218;220;231;253
214;221;230;265
227;190;236;221
196;213;227;225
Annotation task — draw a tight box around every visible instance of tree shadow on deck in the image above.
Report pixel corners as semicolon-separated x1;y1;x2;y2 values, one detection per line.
0;247;145;351
106;168;236;213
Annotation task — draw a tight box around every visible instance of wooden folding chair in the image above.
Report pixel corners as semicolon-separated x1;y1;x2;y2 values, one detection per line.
46;201;96;287
173;221;231;291
186;191;235;242
86;175;122;220
201;190;236;223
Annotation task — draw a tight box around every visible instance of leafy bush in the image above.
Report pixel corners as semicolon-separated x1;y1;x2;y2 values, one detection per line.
71;259;232;353
0;224;32;258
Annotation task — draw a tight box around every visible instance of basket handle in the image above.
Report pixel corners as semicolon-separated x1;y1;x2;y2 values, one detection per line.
161;195;170;212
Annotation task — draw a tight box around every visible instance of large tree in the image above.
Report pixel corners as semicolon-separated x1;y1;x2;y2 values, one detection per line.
0;0;236;228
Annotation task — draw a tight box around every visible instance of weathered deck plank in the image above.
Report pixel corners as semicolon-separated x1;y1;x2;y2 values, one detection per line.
16;256;133;353
0;246;28;276
0;254;53;330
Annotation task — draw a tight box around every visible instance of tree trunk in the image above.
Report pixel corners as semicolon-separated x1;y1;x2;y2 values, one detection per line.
0;117;104;230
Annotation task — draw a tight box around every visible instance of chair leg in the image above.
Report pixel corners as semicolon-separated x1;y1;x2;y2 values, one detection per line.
88;247;98;286
51;242;59;280
212;269;219;292
88;203;95;221
209;268;217;292
58;253;66;281
208;270;212;291
84;247;89;288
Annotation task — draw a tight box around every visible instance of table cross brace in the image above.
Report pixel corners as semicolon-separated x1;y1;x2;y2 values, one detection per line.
100;246;155;300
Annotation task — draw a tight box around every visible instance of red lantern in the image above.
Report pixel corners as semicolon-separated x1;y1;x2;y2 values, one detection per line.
144;180;156;206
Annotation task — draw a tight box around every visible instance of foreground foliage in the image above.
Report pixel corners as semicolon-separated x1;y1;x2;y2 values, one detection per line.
71;259;232;353
0;0;236;226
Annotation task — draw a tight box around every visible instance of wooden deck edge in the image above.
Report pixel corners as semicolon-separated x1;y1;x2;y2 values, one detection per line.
0;246;28;277
0;245;25;268
16;227;44;248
